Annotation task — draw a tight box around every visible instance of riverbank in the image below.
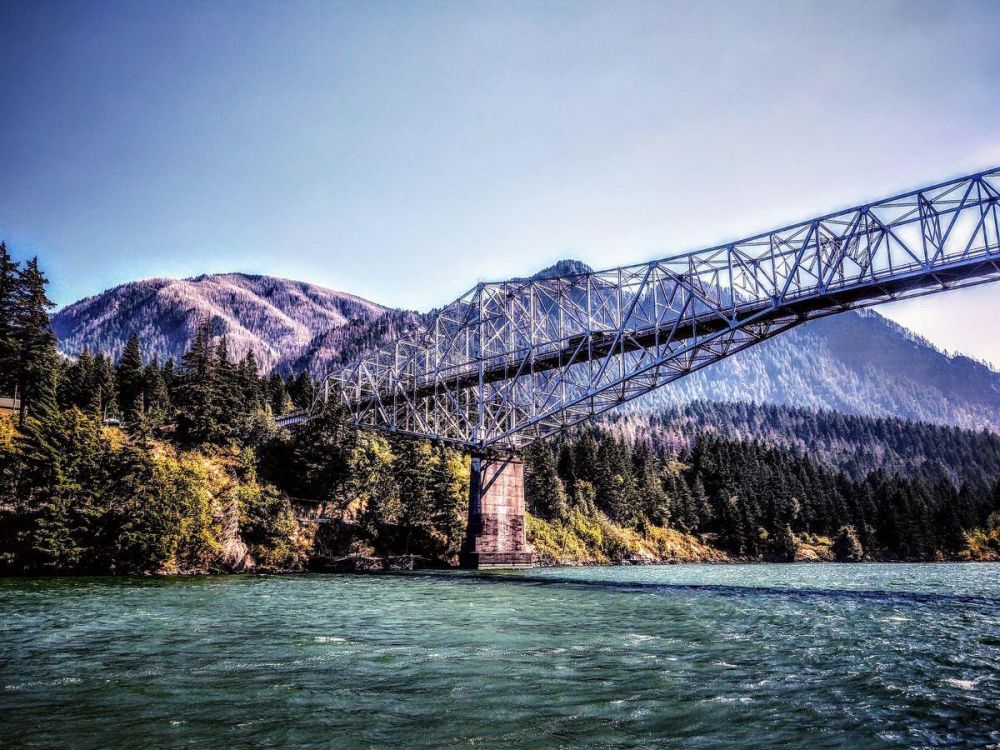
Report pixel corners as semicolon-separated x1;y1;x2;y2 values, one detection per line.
5;414;999;576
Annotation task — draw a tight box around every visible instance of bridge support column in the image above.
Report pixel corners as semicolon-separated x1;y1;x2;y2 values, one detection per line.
459;454;536;569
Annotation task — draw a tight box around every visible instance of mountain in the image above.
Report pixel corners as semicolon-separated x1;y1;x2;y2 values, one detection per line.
53;265;1000;431
624;309;1000;431
52;273;392;372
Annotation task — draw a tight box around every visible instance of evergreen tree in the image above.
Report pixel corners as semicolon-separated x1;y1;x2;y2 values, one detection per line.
288;371;315;411
59;348;97;413
94;355;119;420
238;352;263;410
524;441;569;520
214;336;242;439
268;372;289;415
116;335;145;423
633;441;669;526
175;319;221;444
0;242;20;395
429;444;466;555
394;437;433;552
832;524;864;561
13;258;57;424
772;523;797;562
143;356;170;426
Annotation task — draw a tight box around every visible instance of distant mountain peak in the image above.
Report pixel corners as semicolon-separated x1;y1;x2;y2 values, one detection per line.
530;259;594;280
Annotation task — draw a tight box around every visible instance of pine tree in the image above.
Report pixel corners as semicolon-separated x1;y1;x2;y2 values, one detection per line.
116;335;145;423
268;372;288;415
13;258;57;425
833;524;864;562
14;346;64;512
394;438;433;552
429;444;466;555
0;242;20;395
94;354;118;420
238;352;263;410
59;348;97;413
288;371;315;410
524;441;569;520
143;356;170;426
162;358;177;399
214;336;242;439
175;319;221;444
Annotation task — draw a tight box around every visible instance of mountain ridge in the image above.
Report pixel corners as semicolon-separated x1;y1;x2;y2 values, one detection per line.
52;272;393;372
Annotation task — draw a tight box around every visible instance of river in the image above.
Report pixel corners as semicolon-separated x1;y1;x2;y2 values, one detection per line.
2;563;999;748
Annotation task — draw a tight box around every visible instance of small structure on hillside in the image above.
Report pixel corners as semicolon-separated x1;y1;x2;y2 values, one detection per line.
0;397;21;418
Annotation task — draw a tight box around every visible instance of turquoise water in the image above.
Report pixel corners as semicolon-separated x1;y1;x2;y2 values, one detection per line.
2;564;999;748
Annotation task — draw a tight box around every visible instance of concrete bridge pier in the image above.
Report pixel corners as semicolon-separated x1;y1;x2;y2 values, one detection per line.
459;454;536;569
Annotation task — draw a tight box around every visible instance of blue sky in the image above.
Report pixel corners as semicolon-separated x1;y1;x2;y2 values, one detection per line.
1;0;999;365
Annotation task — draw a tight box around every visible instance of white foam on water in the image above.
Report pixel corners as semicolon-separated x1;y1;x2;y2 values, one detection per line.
944;678;979;690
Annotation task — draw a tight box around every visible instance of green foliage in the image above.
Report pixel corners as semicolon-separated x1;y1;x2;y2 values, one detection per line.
116;335;145;422
526;509;726;566
526;420;1000;562
0;251;302;576
0;242;21;395
235;450;299;569
524;441;568;520
832;525;864;562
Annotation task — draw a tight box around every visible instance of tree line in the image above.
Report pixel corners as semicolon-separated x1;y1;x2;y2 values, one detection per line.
522;425;1000;561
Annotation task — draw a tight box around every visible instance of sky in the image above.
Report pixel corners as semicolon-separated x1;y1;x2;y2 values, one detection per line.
1;0;999;366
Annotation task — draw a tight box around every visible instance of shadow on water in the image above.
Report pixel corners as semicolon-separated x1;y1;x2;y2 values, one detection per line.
4;569;998;611
398;570;1000;609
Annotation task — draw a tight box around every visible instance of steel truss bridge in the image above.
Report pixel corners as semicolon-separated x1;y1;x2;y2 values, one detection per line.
322;168;1000;452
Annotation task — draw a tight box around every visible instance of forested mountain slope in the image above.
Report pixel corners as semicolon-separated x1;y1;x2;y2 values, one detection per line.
603;401;1000;488
624;310;1000;431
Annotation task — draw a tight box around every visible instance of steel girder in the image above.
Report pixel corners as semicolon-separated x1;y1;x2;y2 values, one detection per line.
330;168;1000;451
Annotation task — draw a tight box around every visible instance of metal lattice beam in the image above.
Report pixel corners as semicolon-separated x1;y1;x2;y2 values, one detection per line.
328;168;1000;450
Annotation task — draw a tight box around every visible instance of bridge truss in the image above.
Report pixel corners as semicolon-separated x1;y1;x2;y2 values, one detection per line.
330;168;1000;451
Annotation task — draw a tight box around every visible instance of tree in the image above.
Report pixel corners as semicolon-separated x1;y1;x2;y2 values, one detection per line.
238;352;263;410
288;371;315;411
59;348;97;413
429;444;467;556
175;319;222;444
267;372;289;415
13;258;57;425
143;356;171;426
0;242;20;395
116;335;145;423
94;355;118;420
633;441;669;526
833;524;864;562
213;336;242;440
524;441;569;520
28;407;110;572
394;438;434;550
772;523;797;562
